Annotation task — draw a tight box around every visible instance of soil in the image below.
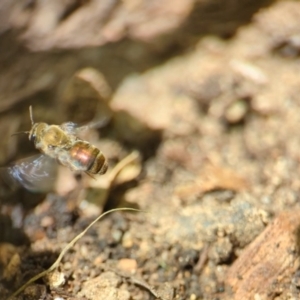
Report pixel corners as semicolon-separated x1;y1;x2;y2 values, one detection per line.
1;1;300;300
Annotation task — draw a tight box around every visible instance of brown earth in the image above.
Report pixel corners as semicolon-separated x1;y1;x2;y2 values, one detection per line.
1;1;300;299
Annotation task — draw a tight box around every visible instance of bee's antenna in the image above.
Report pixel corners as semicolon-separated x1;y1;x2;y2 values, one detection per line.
11;131;30;137
29;105;34;125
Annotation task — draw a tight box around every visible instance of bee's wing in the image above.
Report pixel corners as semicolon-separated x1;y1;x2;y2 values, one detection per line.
60;117;110;135
0;154;58;194
60;122;79;135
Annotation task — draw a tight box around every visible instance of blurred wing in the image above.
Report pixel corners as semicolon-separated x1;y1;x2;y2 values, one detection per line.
60;122;78;135
60;117;110;136
1;155;58;193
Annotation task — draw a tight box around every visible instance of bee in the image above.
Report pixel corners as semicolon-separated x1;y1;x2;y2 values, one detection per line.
27;106;108;176
0;106;108;196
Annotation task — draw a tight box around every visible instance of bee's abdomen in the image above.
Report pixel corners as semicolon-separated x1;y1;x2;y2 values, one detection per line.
70;141;107;175
89;151;108;175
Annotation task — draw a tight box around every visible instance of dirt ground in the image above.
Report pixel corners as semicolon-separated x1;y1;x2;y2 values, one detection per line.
1;1;300;299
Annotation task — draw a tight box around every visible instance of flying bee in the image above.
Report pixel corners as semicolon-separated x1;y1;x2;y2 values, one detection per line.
0;107;108;196
27;106;108;176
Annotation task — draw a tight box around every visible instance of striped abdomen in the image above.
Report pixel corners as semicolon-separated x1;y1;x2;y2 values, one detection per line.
69;141;108;175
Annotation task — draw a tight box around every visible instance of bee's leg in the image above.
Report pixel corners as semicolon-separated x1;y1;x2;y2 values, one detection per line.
85;172;96;180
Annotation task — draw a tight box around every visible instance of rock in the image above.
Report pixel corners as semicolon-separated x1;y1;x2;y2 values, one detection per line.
78;271;130;300
225;210;300;300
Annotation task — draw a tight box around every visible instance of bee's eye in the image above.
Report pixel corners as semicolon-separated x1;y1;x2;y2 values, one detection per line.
29;133;36;142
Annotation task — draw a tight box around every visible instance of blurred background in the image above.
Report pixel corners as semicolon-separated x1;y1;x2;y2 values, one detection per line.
1;1;300;299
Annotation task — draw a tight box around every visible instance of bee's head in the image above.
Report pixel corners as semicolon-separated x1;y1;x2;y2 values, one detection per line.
11;106;45;141
29;123;47;144
28;105;45;144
